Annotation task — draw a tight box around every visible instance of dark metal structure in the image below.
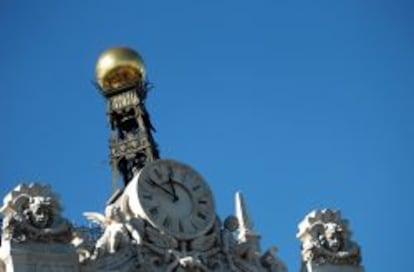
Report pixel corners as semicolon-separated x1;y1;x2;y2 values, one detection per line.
95;47;159;193
105;81;159;190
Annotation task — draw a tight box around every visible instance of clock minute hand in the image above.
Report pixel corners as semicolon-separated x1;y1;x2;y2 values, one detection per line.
147;179;176;199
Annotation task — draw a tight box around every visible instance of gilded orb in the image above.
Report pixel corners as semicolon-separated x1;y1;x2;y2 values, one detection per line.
96;47;146;92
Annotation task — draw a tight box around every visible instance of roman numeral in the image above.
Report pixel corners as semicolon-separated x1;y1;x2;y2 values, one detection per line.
162;216;171;227
198;199;208;205
182;218;197;233
143;193;153;201
197;212;207;220
153;168;162;179
149;206;159;217
179;220;184;233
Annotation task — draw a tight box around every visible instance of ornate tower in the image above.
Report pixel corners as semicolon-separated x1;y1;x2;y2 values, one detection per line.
95;48;159;193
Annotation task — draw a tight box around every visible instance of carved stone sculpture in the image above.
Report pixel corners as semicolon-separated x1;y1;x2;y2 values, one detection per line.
297;209;363;271
220;215;239;271
74;191;287;272
0;183;73;244
260;247;288;272
0;183;79;272
84;205;143;260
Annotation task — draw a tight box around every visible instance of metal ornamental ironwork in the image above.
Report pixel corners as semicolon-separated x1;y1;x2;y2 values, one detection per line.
95;47;159;192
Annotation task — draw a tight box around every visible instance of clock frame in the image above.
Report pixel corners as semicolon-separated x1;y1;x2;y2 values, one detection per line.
125;159;216;240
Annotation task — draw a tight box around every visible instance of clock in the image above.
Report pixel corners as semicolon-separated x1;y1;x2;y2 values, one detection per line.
124;159;216;240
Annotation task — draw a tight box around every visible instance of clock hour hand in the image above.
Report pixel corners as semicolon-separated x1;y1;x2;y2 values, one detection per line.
168;170;179;202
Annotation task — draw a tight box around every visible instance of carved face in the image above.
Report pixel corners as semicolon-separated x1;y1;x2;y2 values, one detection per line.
109;206;124;222
29;204;51;229
323;224;344;252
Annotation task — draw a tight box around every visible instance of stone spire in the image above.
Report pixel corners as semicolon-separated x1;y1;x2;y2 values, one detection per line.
235;191;261;251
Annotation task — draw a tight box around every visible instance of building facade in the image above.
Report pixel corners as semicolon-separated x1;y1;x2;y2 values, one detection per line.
0;48;364;272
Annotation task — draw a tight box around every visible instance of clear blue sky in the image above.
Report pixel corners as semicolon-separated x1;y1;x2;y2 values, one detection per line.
1;1;413;271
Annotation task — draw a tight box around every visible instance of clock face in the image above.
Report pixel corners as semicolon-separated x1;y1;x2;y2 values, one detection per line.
137;160;215;240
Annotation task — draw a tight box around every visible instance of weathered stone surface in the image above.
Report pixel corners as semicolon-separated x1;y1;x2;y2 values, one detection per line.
76;190;287;272
297;209;363;272
0;182;287;272
0;240;79;272
302;263;364;272
0;183;78;272
0;184;73;244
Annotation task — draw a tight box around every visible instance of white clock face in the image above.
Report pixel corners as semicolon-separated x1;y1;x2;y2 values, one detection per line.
137;160;215;240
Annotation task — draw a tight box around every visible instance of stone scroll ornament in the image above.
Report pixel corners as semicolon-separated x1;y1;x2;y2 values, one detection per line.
297;209;362;266
0;183;73;244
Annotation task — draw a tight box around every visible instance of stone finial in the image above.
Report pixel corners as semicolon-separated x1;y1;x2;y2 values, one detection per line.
0;183;73;244
235;191;258;243
231;192;287;272
297;209;362;267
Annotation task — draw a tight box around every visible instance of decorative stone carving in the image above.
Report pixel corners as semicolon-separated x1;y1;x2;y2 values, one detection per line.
74;191;286;272
226;192;287;272
297;209;362;267
0;183;79;272
260;247;288;272
72;224;103;263
220;215;239;270
84;205;143;260
0;183;73;244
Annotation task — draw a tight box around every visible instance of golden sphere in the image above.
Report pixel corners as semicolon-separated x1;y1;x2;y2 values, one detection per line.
95;47;146;92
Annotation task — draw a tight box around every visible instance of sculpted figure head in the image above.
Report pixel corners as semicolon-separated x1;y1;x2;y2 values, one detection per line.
27;197;53;229
223;215;239;232
0;183;73;243
297;209;362;266
320;222;344;253
105;205;124;223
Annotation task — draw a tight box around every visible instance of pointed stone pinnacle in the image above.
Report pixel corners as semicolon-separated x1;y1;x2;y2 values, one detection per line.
235;191;258;242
